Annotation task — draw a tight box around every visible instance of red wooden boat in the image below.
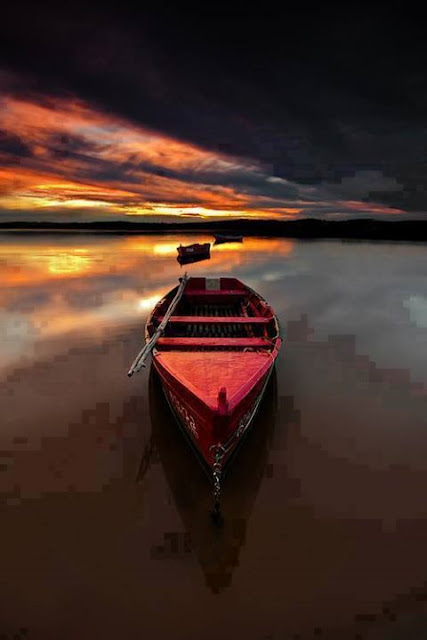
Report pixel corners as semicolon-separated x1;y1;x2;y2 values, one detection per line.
128;274;282;518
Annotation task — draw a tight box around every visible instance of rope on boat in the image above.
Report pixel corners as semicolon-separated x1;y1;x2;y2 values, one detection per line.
127;272;190;376
210;443;225;527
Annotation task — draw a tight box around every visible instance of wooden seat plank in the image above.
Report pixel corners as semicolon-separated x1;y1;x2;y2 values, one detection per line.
157;337;272;348
185;289;244;296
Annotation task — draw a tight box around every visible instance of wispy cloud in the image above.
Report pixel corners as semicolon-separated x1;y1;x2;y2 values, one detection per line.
0;92;407;222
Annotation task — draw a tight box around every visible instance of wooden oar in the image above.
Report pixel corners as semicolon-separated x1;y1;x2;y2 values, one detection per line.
127;272;190;377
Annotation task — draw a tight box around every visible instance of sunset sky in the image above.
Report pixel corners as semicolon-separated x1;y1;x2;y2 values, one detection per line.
1;5;426;223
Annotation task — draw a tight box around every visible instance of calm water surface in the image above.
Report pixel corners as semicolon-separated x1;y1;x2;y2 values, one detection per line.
0;233;426;639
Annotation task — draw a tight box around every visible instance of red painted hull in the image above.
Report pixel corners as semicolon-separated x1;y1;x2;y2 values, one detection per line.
153;356;273;472
145;276;282;474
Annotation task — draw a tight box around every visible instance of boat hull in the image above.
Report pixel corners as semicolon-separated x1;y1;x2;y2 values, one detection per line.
177;242;210;258
144;275;282;480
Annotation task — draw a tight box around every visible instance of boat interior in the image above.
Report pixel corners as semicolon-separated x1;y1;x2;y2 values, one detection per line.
147;277;280;351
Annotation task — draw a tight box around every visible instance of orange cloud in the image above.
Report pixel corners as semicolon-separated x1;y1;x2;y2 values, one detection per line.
0;93;407;221
0;94;307;220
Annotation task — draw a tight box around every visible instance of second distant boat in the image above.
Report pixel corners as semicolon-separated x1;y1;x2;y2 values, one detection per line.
213;234;243;245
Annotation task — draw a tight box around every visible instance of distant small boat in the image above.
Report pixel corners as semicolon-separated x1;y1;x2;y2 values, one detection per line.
213;234;243;245
177;242;210;259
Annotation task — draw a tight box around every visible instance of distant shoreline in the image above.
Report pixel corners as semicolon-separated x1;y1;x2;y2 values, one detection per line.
0;218;426;241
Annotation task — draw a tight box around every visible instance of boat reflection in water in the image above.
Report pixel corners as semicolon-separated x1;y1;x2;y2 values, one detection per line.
176;252;211;266
141;365;279;593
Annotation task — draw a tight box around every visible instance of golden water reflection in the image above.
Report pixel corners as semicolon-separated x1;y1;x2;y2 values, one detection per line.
0;234;295;368
1;235;294;282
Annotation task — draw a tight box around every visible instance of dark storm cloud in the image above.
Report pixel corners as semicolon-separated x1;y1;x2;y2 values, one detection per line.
86;157;301;201
1;5;427;214
0;129;33;160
